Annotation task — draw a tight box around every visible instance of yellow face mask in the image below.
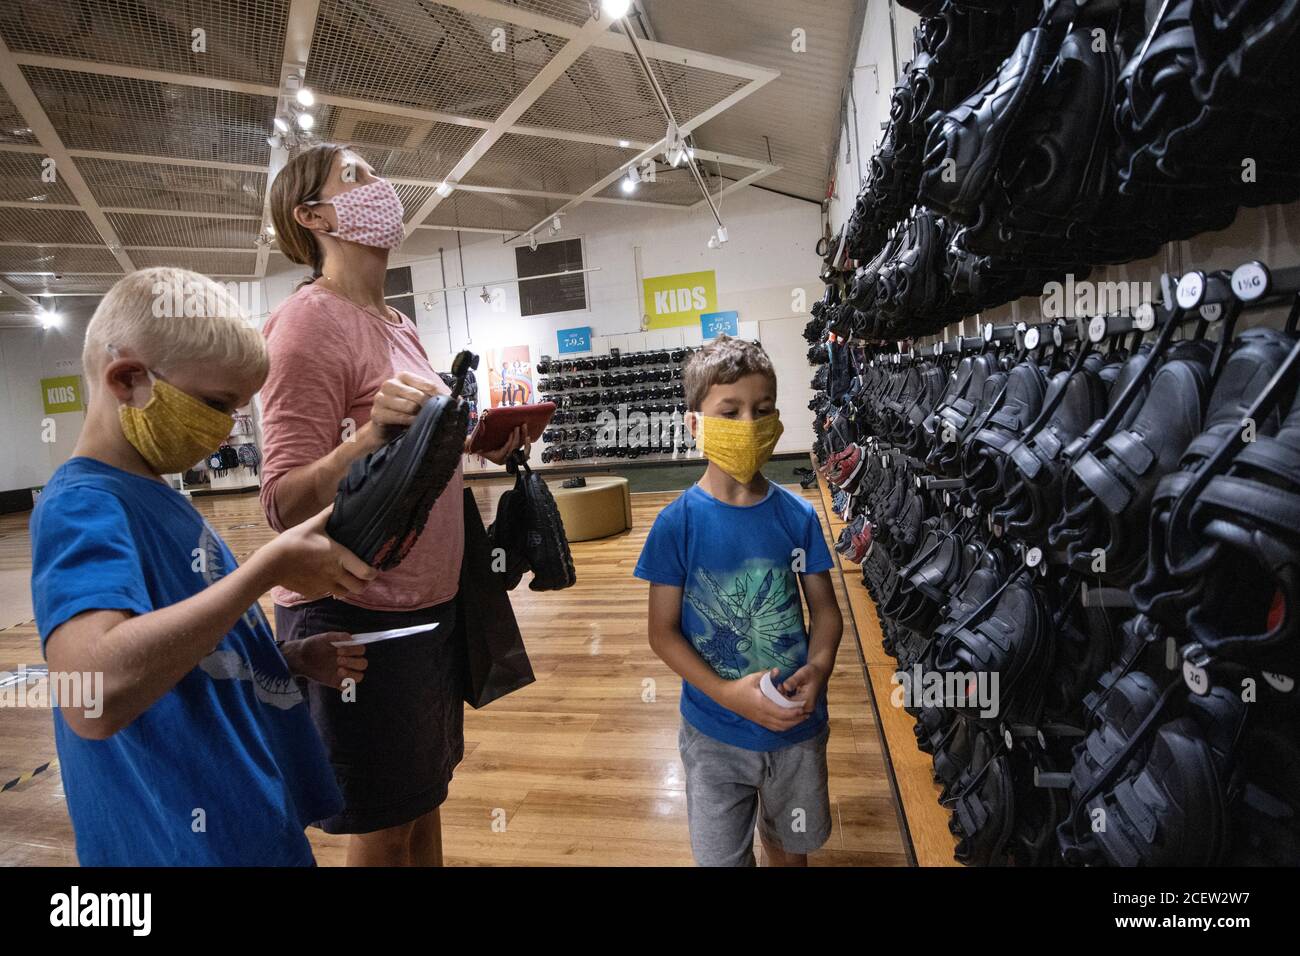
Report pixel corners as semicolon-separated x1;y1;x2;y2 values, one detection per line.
118;367;234;475
694;412;784;484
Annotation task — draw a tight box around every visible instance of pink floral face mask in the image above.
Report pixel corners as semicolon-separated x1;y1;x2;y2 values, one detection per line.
306;178;405;249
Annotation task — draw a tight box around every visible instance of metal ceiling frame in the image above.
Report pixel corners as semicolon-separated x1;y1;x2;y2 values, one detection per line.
0;0;783;321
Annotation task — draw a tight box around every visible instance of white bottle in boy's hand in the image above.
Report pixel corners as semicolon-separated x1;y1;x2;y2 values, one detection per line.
760;670;802;709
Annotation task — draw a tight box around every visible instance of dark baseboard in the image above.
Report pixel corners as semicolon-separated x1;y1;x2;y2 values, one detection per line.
0;488;35;515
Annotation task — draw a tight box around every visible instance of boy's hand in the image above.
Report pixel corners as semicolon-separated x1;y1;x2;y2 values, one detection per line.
780;662;829;716
258;507;377;600
281;633;368;689
720;669;809;733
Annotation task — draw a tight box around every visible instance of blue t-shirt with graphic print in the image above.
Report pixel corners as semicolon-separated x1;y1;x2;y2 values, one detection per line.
31;457;342;866
634;481;834;751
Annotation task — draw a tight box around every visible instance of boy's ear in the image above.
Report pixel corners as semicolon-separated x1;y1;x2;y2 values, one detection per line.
685;410;698;438
103;358;148;404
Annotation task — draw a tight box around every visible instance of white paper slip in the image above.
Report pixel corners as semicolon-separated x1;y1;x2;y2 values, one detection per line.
331;622;440;647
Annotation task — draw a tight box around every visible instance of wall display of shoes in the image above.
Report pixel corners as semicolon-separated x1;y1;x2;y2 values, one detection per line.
819;0;1300;342
537;347;701;465
186;407;263;494
806;0;1300;866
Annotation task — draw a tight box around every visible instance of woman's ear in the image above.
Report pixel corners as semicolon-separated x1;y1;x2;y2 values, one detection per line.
293;202;330;234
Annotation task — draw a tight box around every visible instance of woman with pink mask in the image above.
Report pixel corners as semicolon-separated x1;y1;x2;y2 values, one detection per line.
258;144;525;866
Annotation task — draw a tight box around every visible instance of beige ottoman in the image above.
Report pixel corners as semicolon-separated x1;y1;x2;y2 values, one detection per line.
548;476;632;542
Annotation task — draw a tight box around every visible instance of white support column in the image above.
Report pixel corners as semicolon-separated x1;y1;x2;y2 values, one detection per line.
257;0;321;278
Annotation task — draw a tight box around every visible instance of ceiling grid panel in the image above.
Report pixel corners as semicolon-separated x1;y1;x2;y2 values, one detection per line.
0;31;134;274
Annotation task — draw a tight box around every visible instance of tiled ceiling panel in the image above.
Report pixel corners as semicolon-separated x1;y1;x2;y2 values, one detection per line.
0;206;105;244
79;157;265;215
424;190;564;233
128;249;258;274
308;0;566;120
0;151;77;204
520;46;748;141
106;212;260;248
0;245;124;274
1;272;121;295
462;132;639;195
23;67;274;166
0;0;289;86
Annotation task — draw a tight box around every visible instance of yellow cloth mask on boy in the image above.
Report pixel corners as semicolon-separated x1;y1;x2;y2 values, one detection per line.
694;412;784;484
113;350;234;474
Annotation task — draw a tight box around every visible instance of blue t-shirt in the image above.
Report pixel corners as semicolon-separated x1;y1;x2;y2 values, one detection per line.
634;481;834;751
31;457;342;866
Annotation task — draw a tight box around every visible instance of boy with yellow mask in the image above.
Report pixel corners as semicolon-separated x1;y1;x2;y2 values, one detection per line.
29;267;376;865
635;336;843;866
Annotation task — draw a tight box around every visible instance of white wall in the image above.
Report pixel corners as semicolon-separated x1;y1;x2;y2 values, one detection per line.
0;317;90;494
265;184;824;468
828;0;920;231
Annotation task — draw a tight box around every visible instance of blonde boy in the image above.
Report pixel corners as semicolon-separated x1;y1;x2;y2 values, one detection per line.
31;268;373;866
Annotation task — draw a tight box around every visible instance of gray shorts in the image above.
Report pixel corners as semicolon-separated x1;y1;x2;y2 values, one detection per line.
678;718;832;866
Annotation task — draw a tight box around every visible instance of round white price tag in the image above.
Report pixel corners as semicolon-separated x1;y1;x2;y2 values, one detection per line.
1088;316;1107;343
1231;261;1269;302
1263;671;1295;693
1200;302;1222;322
1176;272;1205;310
1025;546;1042;568
983;322;994;341
1053;324;1064;347
1133;303;1156;331
1182;658;1210;696
1024;327;1040;350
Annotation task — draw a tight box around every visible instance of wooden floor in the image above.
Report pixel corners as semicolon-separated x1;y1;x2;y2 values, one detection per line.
0;477;909;866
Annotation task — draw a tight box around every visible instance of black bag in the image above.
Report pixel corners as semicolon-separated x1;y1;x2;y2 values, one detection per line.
488;452;577;592
457;487;535;708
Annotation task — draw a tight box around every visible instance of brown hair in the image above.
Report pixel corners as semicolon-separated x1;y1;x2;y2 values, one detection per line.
682;335;777;410
268;142;347;283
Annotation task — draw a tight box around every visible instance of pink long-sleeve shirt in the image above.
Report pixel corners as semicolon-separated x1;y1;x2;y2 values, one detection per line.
259;282;464;611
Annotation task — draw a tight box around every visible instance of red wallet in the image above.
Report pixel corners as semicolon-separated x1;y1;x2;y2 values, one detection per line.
466;401;556;454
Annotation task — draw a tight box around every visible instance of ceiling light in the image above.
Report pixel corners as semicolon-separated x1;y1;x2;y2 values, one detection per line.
296;87;314;107
265;225;276;237
716;226;729;244
528;233;538;252
550;215;562;234
296;112;314;130
273;116;289;134
479;287;491;304
266;134;282;149
622;167;639;194
707;236;719;250
38;308;59;330
602;0;632;17
435;181;454;197
618;139;631;148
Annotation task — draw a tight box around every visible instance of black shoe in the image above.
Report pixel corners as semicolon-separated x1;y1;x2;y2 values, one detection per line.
326;351;475;570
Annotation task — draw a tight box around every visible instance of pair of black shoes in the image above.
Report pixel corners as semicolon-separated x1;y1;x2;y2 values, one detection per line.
326;351;474;570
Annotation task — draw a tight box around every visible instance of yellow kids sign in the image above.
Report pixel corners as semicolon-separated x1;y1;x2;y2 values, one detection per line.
643;270;718;330
41;375;84;414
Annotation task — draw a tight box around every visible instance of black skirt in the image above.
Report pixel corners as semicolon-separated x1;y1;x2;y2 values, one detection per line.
274;595;465;834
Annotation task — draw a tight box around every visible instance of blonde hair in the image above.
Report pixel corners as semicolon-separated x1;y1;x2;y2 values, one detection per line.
682;335;777;410
269;142;347;283
83;267;268;388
